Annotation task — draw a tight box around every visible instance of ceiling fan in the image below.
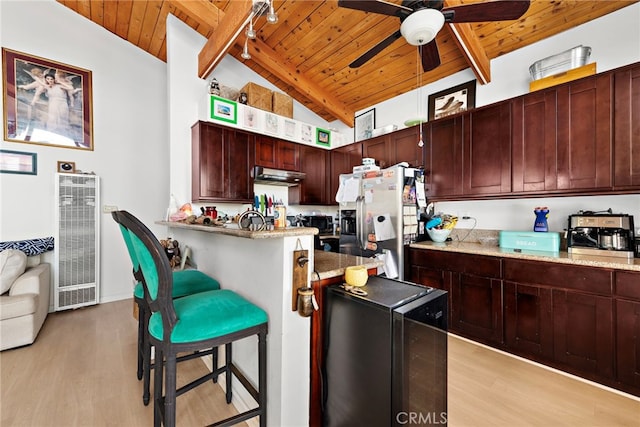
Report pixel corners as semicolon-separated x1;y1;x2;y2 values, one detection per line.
338;0;531;72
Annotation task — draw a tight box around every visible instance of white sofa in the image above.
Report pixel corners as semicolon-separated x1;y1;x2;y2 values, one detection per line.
1;250;51;351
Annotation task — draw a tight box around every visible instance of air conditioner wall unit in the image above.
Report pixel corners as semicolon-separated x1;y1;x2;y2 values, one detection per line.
54;173;100;311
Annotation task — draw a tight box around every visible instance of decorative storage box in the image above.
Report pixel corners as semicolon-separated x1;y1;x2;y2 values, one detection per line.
272;91;293;118
529;45;592;81
240;82;273;111
499;231;561;253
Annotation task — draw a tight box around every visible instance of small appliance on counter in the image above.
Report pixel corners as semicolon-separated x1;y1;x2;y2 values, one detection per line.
567;211;636;259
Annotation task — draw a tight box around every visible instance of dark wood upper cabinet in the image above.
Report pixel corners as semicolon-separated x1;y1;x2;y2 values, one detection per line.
511;89;559;193
425;116;463;199
361;136;389;168
463;102;512;195
297;145;330;205
329;142;362;203
192;121;254;203
556;74;612;190
255;136;300;171
390;125;424;168
613;63;640;189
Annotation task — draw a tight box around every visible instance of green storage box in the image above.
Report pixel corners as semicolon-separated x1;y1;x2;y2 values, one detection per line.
499;231;561;253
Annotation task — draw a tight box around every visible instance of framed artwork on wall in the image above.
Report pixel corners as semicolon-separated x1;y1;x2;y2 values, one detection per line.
210;95;238;124
56;160;76;173
0;149;37;175
354;108;375;142
428;80;476;120
316;128;331;147
2;48;93;150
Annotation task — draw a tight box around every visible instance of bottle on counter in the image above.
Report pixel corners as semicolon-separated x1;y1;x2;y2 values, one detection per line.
274;202;287;229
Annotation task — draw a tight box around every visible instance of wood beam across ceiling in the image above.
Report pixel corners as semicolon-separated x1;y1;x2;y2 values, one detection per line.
448;22;491;85
195;0;354;126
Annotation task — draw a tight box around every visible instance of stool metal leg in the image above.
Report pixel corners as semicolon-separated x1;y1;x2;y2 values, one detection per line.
164;352;178;427
225;343;232;404
142;307;152;405
136;302;144;380
259;332;267;427
153;346;164;427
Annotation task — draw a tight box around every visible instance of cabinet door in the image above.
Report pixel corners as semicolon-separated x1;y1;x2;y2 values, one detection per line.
192;121;225;200
613;64;640;188
425;117;463;198
552;289;613;378
298;145;329;205
556;74;612;190
390;126;424;167
330;142;362;201
463;103;512;195
255;137;299;171
362;135;390;168
616;299;640;388
225;129;254;202
511;91;558;193
451;273;503;345
278;140;300;171
504;281;553;359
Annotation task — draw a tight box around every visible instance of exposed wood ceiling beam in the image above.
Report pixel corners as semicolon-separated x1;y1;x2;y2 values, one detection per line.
194;0;354;126
448;22;491;85
198;0;253;79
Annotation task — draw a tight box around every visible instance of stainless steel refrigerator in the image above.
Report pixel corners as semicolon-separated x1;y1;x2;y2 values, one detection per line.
337;165;422;280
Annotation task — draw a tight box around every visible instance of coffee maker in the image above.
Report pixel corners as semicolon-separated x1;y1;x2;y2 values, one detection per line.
567;212;636;259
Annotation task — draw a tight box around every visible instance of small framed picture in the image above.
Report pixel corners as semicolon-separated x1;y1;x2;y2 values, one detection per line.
428;80;476;120
210;95;237;124
0;149;37;175
316;128;331;147
354;108;375;142
57;161;75;173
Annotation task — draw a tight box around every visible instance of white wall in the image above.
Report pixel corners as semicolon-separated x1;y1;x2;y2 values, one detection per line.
0;0;169;304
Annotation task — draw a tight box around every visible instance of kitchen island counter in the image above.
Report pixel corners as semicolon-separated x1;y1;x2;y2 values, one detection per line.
313;250;384;280
157;220;318;239
410;240;640;272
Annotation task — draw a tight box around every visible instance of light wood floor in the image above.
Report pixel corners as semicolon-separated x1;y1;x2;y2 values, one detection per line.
2;299;639;426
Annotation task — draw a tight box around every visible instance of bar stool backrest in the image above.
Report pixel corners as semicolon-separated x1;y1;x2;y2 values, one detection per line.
112;210;178;341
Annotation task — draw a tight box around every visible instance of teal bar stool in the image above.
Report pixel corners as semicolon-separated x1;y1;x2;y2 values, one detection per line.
114;214;221;405
113;210;268;427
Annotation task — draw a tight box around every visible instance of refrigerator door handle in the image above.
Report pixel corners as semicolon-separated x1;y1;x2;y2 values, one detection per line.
356;195;367;249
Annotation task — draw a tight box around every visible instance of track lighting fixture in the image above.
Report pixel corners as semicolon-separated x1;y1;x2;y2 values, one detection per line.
267;1;278;24
241;39;251;60
246;19;256;39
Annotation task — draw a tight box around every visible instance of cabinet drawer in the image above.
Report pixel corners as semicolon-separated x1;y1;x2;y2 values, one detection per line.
615;271;640;300
409;248;501;278
504;259;612;295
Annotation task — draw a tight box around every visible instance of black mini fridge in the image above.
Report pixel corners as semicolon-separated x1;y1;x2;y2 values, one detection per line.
323;276;448;427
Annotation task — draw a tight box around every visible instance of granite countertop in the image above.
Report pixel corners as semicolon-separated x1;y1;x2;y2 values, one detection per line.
157;220;318;239
410;240;640;272
313;251;384;281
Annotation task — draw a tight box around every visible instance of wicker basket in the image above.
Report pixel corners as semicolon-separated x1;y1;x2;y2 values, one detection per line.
240;82;273;111
272;91;293;118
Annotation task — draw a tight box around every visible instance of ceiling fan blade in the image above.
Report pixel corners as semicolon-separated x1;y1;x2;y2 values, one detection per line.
420;40;441;72
443;0;530;23
349;30;403;68
338;0;412;17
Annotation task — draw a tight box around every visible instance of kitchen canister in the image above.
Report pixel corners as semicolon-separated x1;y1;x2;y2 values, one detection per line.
274;204;287;228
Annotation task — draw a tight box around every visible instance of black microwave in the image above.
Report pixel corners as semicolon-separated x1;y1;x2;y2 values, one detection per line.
302;215;333;234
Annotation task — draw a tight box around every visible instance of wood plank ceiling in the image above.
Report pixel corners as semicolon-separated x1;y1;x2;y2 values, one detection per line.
56;0;638;126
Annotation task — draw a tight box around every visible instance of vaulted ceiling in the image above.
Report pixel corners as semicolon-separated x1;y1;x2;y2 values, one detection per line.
56;0;638;126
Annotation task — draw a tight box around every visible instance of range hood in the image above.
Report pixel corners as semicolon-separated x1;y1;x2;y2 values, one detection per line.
252;166;306;186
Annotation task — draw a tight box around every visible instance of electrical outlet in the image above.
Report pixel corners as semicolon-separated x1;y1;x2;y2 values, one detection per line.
103;205;118;213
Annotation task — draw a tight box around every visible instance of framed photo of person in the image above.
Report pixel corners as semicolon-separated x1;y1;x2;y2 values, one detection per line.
2;48;94;150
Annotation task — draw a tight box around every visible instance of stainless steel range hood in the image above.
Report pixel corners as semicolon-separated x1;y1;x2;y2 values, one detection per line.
251;166;306;186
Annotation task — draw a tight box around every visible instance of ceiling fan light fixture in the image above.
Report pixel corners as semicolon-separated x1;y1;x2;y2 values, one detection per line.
400;8;445;46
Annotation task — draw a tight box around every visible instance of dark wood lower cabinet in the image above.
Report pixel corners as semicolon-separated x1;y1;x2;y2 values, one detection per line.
406;247;640;397
504;282;553;359
552;289;614;378
451;273;503;345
